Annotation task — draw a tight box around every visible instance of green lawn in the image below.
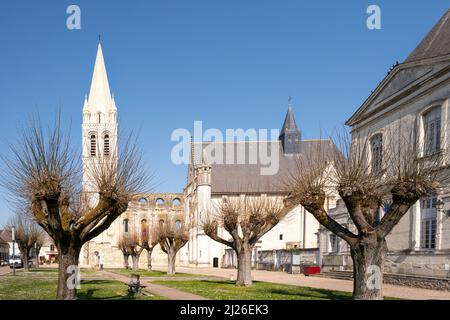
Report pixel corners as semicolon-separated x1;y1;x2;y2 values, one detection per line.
153;279;354;300
107;268;199;278
0;269;164;300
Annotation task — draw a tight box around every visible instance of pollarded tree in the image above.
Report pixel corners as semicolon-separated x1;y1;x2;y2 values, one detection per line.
118;234;133;269
126;230;144;270
8;211;45;271
1;116;150;299
288;128;449;300
139;221;159;271
157;218;188;275
203;195;294;287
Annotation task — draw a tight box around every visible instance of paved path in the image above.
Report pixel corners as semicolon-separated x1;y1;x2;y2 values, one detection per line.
101;270;209;300
0;266;10;276
152;266;450;300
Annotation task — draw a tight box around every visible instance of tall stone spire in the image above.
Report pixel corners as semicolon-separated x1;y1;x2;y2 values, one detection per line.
86;43;114;114
279;98;301;154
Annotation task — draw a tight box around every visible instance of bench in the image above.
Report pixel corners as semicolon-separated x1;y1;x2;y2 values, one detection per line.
127;273;147;295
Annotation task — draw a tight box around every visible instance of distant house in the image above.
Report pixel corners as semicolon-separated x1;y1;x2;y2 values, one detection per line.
39;234;58;264
0;237;8;263
0;229;20;257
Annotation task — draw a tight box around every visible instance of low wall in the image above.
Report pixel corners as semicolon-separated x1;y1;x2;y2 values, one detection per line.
321;250;450;280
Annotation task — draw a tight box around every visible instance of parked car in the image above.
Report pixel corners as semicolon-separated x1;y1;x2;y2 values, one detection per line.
9;255;23;268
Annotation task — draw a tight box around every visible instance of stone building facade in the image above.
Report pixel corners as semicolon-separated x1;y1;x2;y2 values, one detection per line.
179;105;338;268
78;42;185;268
319;10;450;278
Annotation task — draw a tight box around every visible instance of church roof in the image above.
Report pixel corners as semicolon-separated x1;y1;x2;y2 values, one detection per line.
189;139;336;194
85;43;115;113
0;229;12;243
280;105;300;137
405;9;450;63
0;236;8;248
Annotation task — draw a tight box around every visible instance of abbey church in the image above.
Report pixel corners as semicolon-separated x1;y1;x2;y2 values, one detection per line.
81;9;450;279
78;42;333;269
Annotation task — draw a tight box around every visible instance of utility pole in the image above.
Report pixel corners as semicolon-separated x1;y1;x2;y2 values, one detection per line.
11;226;16;276
34;242;39;269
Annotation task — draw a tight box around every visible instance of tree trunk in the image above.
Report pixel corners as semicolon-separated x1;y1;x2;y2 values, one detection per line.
236;243;253;287
147;248;153;271
132;253;141;270
22;247;30;271
351;237;387;300
123;254;129;269
167;248;176;275
56;244;81;300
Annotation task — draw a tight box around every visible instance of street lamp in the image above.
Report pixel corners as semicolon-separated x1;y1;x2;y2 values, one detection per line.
34;242;39;269
11;226;15;276
436;199;444;211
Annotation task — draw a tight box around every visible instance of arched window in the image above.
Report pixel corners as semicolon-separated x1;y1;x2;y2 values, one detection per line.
172;198;181;206
138;198;147;204
159;219;164;228
175;220;182;230
370;133;383;173
423;107;441;155
156;198;165;206
90;134;97;157
123;219;129;233
141;219;148;240
104;134;110;156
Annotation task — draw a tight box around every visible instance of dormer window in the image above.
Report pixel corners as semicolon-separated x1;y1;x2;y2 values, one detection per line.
423;107;441;155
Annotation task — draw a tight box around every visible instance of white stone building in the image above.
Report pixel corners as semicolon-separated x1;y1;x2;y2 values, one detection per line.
319;9;450;278
179;106;338;268
79;42;185;269
77;41;336;271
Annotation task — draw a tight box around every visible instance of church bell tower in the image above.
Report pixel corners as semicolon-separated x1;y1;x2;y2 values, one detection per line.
82;42;118;208
279;99;301;155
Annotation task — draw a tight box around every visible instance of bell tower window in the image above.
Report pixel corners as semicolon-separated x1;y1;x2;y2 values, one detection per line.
104;134;110;156
90;134;97;157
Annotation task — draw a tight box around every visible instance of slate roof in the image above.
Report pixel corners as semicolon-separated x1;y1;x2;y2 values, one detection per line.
0;235;8;246
406;10;450;63
346;9;450;126
0;229;12;243
189;139;336;194
279;105;300;137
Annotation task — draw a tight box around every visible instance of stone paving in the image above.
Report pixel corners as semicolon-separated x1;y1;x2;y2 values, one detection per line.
151;265;450;300
0;266;10;276
101;270;209;300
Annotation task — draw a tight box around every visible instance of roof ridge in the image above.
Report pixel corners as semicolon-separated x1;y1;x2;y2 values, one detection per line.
405;9;450;63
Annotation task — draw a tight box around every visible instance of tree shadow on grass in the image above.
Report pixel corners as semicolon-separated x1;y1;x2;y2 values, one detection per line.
77;280;136;300
266;287;351;300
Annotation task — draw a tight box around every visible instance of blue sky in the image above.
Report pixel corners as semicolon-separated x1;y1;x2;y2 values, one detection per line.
0;0;448;225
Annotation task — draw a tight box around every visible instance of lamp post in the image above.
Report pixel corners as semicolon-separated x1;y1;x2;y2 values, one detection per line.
11;226;15;276
34;242;39;269
436;199;444;211
436;199;445;250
